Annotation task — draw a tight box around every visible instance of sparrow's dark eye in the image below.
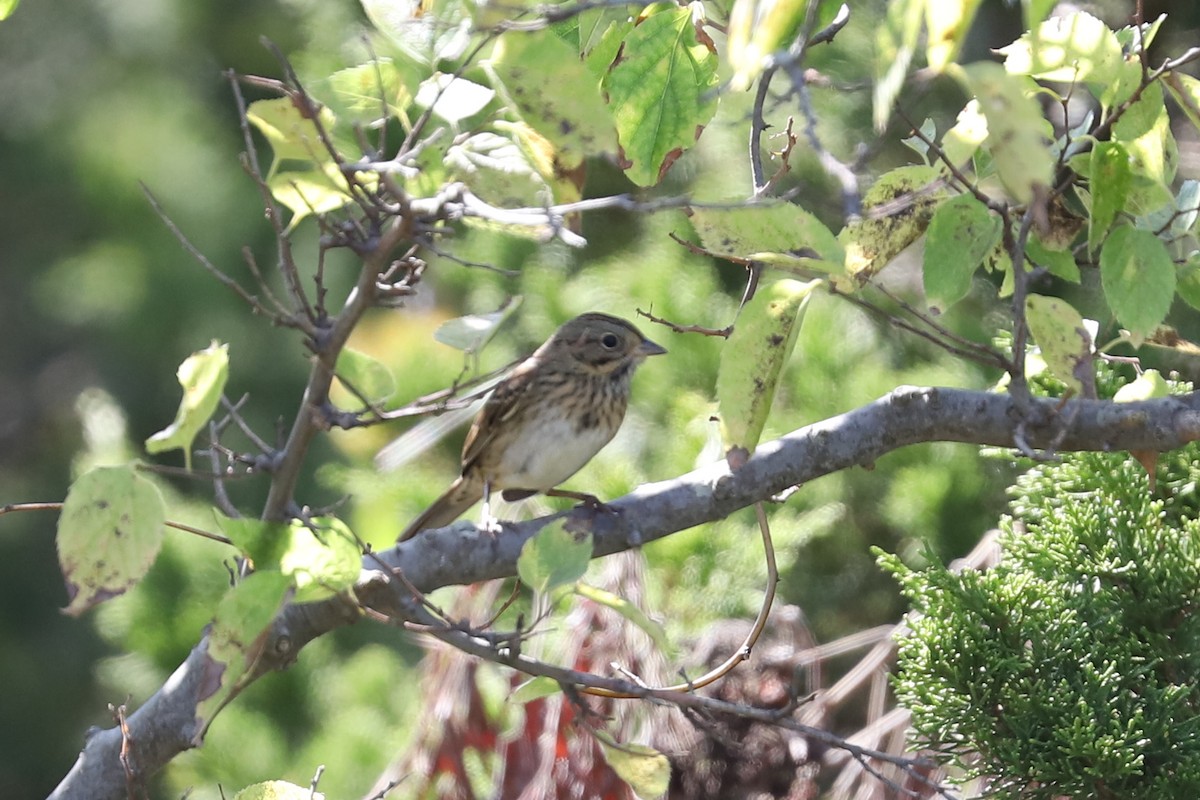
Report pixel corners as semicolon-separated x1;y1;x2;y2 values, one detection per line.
601;333;620;349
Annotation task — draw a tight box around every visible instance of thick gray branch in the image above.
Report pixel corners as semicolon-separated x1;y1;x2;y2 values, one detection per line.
51;386;1200;799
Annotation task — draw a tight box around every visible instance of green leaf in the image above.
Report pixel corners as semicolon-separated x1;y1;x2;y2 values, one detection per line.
955;62;1053;203
1113;369;1168;403
327;58;413;119
1025;294;1092;395
196;570;293;738
517;520;593;595
1177;252;1200;312
510;676;561;704
575;582;675;658
1027;234;1080;283
433;299;522;353
1088;141;1132;255
57;465;167;616
840;165;944;281
1100;226;1175;340
923;193;1002;312
266;165;351;228
690;203;844;275
217;516;289;569
604;5;719;186
1000;10;1123;88
717;279;822;462
246;97;338;172
873;0;923;131
1112;81;1176;211
279;517;362;603
925;0;982;72
144;341;229;471
596;733;671;799
485;29;618;167
234;781;323;800
334;347;397;408
0;0;20;21
1163;72;1200;134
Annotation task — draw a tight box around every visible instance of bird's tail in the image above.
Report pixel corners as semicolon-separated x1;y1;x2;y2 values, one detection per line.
397;476;481;542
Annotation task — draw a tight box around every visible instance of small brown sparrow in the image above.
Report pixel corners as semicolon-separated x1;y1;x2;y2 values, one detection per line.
397;313;667;542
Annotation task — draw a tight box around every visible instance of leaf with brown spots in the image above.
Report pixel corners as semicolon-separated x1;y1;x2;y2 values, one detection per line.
57;465;166;617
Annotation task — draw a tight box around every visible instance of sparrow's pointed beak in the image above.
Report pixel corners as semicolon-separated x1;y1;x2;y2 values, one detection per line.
639;338;668;357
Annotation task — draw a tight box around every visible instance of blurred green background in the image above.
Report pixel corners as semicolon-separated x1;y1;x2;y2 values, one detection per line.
3;0;1198;797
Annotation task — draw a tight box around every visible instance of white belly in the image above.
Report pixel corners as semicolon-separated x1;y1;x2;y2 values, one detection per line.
491;408;615;490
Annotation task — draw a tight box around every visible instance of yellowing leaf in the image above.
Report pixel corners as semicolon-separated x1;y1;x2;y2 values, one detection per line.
955;62;1053;203
145;341;229;471
246;97;338;171
925;0;982;71
234;781;323;800
485;29;618;167
717;279;822;463
690;203;844;275
597;735;671;799
873;0;923;131
840;165;943;281
57;465;166;616
1114;369;1168;403
1025;294;1092;395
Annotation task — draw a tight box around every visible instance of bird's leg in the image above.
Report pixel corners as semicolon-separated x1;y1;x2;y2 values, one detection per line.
480;479;503;534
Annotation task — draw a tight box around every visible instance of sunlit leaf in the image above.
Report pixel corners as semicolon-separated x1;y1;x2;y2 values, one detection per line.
517;520;592;595
604;5;718;186
414;74;495;125
925;0;982;71
195;571;293;739
690;203;844;275
596;733;671;799
1000;10;1123;88
279;517;362;603
0;0;20;20
955;62;1053;203
510;676;561;704
940;100;987;170
485;29;618;167
873;0;923;131
1114;369;1168;403
57;465;166;616
246;97;339;172
233;780;323;800
334;348;397;408
841;165;944;281
434;299;521;353
575;582;674;658
144;341;229;471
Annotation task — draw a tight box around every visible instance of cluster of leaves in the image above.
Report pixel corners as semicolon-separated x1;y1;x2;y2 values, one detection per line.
884;402;1200;797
